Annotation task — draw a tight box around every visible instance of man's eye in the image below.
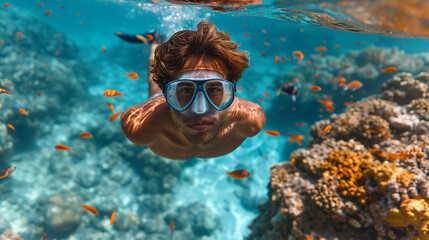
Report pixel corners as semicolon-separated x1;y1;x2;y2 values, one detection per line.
206;87;221;93
180;88;194;93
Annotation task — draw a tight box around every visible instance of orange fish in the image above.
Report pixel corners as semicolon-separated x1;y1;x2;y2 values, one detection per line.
45;10;52;16
344;80;363;90
307;60;312;65
292;50;304;65
275;55;279;64
6;123;15;131
320;125;332;134
19;108;29;116
15;32;25;38
258;99;263;102
262;92;271;97
108;209;116;226
315;46;327;52
54;50;59;55
0;88;12;94
0;166;16;179
102;46;106;53
262;29;267;34
265;130;280;136
364;127;387;134
55;144;73;153
381;67;397;73
318;95;334;112
80;202;99;215
4;3;11;7
315;74;320;78
106;102;114;112
279;37;286;41
236;87;243;91
243;33;250;37
223;167;251;179
110;111;123;121
308;85;322;91
79;132;93;138
385;152;410;161
56;33;62;38
103;89;123;97
76;13;81;16
0;40;4;44
37;91;43;97
42;231;48;240
288;134;304;142
260;52;266;57
169;219;175;240
38;3;44;7
126;72;139;80
263;42;270;46
296;122;305;126
287;132;295;136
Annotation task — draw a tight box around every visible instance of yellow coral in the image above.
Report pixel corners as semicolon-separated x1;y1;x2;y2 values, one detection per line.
385;197;429;237
363;160;415;190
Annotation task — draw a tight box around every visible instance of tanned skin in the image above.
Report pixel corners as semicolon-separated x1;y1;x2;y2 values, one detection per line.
121;44;266;160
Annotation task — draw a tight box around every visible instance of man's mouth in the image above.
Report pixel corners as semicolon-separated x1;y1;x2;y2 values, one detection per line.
186;122;214;131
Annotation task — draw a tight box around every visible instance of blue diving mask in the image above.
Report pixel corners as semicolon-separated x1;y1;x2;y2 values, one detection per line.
162;70;236;116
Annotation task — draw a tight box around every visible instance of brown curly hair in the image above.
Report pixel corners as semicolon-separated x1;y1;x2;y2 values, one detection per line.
151;19;250;90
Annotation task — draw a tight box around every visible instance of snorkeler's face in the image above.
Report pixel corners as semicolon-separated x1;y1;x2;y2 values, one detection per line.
169;57;230;145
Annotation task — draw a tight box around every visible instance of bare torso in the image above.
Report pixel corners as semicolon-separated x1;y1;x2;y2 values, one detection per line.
121;96;265;160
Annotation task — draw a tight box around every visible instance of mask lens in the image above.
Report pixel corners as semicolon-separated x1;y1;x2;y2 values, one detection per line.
204;80;234;109
166;81;196;110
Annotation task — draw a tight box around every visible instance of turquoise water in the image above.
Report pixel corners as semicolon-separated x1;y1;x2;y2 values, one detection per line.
1;1;429;240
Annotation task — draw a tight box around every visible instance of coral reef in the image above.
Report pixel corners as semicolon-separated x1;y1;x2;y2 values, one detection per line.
248;71;429;240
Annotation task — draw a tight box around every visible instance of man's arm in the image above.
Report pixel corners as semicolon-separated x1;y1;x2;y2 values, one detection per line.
230;97;266;137
120;96;168;146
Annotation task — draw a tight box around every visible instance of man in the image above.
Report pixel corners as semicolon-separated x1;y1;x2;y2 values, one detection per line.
120;20;266;160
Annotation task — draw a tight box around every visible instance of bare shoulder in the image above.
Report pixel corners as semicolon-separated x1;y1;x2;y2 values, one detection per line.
229;97;266;137
121;96;169;145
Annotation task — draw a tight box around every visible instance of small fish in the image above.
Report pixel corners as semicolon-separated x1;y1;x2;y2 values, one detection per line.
281;84;299;102
276;82;291;96
0;40;4;44
103;89;123;97
385;152;410;161
260;52;266;57
263;42;270;46
262;29;267;34
169;219;175;240
380;67;397;73
314;74;320;78
54;50;59;55
102;46;106;53
318;98;334;112
0;166;16;179
108;209;116;226
4;3;11;7
110;111;123;121
292;50;304;65
45;10;52;16
308;85;322;91
0;88;12;94
106;102;115;112
275;55;279;64
288;134;304;142
265;130;280;136
364;127;387;134
236;87;243;91
223;167;251;179
307;60;312;65
37;91;43;97
243;33;250;37
55;144;73;153
80;202;99;215
6;123;15;131
344;80;363;91
262;92;271;97
296;122;305;126
38;3;44;7
19;108;30;116
42;231;48;240
79;132;93;138
56;33;62;38
126;72;139;80
279;37;286;41
315;46;327;52
320;125;332;134
75;13;81;16
15;32;25;38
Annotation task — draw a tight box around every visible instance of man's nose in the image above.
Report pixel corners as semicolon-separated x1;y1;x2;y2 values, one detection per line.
190;92;209;114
